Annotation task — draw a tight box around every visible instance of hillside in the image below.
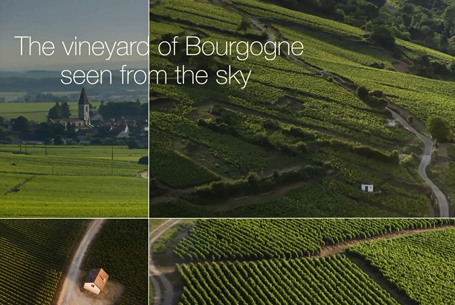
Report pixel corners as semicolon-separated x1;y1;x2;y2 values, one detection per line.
150;0;455;217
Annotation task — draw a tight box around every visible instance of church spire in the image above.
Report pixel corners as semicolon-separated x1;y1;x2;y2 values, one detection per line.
78;87;89;105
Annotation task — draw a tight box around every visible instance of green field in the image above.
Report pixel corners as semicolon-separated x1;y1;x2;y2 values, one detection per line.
0;101;102;122
85;219;149;305
0;219;84;304
0;145;148;217
149;0;453;217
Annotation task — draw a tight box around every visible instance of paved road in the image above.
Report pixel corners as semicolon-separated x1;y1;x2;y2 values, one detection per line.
150;219;182;305
56;219;106;305
388;108;449;217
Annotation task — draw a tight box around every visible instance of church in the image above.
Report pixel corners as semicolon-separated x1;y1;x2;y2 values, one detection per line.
51;88;94;128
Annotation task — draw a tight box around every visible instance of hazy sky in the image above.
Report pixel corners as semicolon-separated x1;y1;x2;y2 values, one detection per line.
0;0;148;71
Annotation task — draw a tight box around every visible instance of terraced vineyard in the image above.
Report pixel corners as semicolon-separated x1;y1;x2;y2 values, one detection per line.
0;219;83;305
0;145;148;217
149;0;451;217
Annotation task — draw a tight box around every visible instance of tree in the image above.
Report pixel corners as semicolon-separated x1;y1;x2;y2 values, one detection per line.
66;123;77;138
126;138;139;149
138;156;148;165
427;116;452;142
443;6;455;36
54;135;64;145
366;0;386;7
371;25;396;49
237;18;250;34
12;116;31;133
48;107;60;120
60;102;71;118
357;86;370;99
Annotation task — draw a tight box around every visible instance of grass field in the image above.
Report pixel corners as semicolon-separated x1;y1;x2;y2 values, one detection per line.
0;101;102;122
0;145;148;217
0;219;84;304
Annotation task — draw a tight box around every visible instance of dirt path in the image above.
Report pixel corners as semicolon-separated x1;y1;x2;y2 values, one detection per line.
315;225;454;258
55;219;106;305
150;219;182;305
213;0;450;217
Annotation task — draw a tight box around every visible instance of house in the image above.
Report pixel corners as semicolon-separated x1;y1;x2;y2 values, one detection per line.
116;124;130;139
52;118;86;128
361;180;374;193
83;268;109;295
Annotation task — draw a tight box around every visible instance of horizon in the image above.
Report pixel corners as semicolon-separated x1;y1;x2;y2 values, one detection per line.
0;0;148;71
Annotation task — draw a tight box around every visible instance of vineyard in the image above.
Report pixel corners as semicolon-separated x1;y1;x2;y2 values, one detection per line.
84;219;149;305
347;228;455;305
166;219;455;305
0;219;83;305
174;219;454;261
149;0;454;217
177;255;400;305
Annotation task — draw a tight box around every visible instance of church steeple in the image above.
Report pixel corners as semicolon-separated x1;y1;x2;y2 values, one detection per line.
78;87;89;105
78;87;91;125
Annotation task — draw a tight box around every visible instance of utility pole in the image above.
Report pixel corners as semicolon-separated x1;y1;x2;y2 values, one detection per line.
45;144;47;156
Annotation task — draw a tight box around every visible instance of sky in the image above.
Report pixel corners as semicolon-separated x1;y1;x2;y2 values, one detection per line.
0;0;148;71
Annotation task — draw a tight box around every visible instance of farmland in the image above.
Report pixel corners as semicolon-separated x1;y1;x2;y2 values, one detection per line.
0;101;102;122
85;219;149;305
0;219;84;305
149;0;455;217
151;219;455;305
347;229;455;305
0;145;148;217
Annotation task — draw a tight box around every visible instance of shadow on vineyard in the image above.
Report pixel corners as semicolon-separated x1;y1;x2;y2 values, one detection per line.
346;254;418;305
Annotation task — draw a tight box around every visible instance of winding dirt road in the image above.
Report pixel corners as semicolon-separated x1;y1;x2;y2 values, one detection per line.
388;108;449;217
213;0;450;217
150;219;182;305
56;219;106;305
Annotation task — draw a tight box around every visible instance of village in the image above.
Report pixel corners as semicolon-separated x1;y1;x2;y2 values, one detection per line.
0;88;148;147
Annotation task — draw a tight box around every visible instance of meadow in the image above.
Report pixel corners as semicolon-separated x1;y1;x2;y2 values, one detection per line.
0;145;148;217
0;101;102;122
0;219;84;304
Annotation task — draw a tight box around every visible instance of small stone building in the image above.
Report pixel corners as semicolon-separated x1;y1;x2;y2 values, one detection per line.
83;268;109;295
361;180;374;193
